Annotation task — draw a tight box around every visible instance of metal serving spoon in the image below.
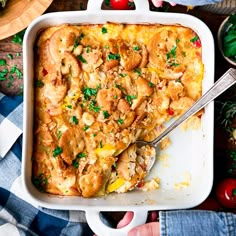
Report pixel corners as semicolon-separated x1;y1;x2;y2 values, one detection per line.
137;68;236;171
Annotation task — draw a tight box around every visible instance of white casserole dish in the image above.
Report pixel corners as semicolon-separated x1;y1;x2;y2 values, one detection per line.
22;1;215;235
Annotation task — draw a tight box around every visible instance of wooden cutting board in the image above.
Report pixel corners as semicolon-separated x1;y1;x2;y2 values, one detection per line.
0;0;53;40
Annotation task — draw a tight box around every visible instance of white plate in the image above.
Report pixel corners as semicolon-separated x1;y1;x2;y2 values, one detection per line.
22;1;215;235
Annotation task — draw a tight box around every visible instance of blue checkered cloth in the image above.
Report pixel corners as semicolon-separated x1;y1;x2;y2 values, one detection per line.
0;93;93;236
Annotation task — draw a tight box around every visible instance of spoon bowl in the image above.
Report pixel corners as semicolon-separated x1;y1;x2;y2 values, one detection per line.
137;68;236;172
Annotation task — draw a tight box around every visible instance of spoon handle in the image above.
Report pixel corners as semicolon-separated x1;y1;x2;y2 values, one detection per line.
151;68;236;146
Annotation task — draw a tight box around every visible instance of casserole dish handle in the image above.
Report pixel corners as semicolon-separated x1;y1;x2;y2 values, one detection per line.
87;0;150;12
86;209;148;236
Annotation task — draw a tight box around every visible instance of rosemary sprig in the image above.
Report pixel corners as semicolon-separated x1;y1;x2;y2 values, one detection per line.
216;100;236;132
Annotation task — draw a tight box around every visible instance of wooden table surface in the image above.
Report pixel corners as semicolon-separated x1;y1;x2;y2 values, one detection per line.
0;0;235;214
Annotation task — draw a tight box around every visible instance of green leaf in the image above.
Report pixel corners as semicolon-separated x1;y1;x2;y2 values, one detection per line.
53;146;63;157
12;29;26;45
0;59;6;66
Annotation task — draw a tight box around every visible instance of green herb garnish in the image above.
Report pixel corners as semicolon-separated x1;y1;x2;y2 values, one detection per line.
117;118;124;125
53;146;63;157
166;46;177;60
77;55;88;64
102;27;108;34
35;80;44;88
103;110;110;119
133;46;140;51
83;125;90;131
12;29;26;45
125;95;137;105
190;36;199;43
71;116;78;125
0;59;6;66
7;54;13;59
134;68;141;75
89;100;101;112
107;53;120;61
82;87;99;100
148;82;154;87
32;173;49;192
58;130;62;139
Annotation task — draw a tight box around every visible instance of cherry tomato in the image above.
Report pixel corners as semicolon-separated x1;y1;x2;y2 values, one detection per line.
110;0;134;10
216;178;236;209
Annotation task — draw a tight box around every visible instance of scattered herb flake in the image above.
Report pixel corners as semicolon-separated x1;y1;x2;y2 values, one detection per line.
99;140;103;148
89;100;101;112
148;82;154;87
118;118;124;125
7;54;13;59
0;59;7;66
107;53;120;61
133;46;140;51
102;27;108;34
125;95;137;105
190;36;199;43
82;87;99;100
71;116;78;125
58;130;62;139
53;146;63;157
83;125;90;131
35;80;44;88
103;110;110;119
134;68;141;75
77;54;88;64
77;153;86;158
12;29;26;45
119;73;127;77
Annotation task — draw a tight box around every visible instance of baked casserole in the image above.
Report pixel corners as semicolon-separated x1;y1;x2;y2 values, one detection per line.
32;23;204;198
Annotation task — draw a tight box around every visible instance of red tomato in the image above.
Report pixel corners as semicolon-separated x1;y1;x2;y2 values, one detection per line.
110;0;134;10
216;178;236;209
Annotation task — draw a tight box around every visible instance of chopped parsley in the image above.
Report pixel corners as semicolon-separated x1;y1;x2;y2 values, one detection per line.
133;46;140;51
82;87;99;100
12;29;26;45
58;130;62;139
10;65;23;78
148;82;154;87
99;140;103;148
117;118;124;125
176;39;180;43
0;59;7;66
71;116;78;125
125;95;137;105
114;95;118;99
102;27;108;34
103;110;110;119
134;68;141;75
7;54;13;59
166;46;177;60
89;100;101;112
83;125;90;131
32;173;49;192
107;53;120;61
53;146;63;157
119;73;127;77
77;54;88;64
190;36;199;43
35;80;44;88
77;153;86;158
86;45;91;53
66;105;72;109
